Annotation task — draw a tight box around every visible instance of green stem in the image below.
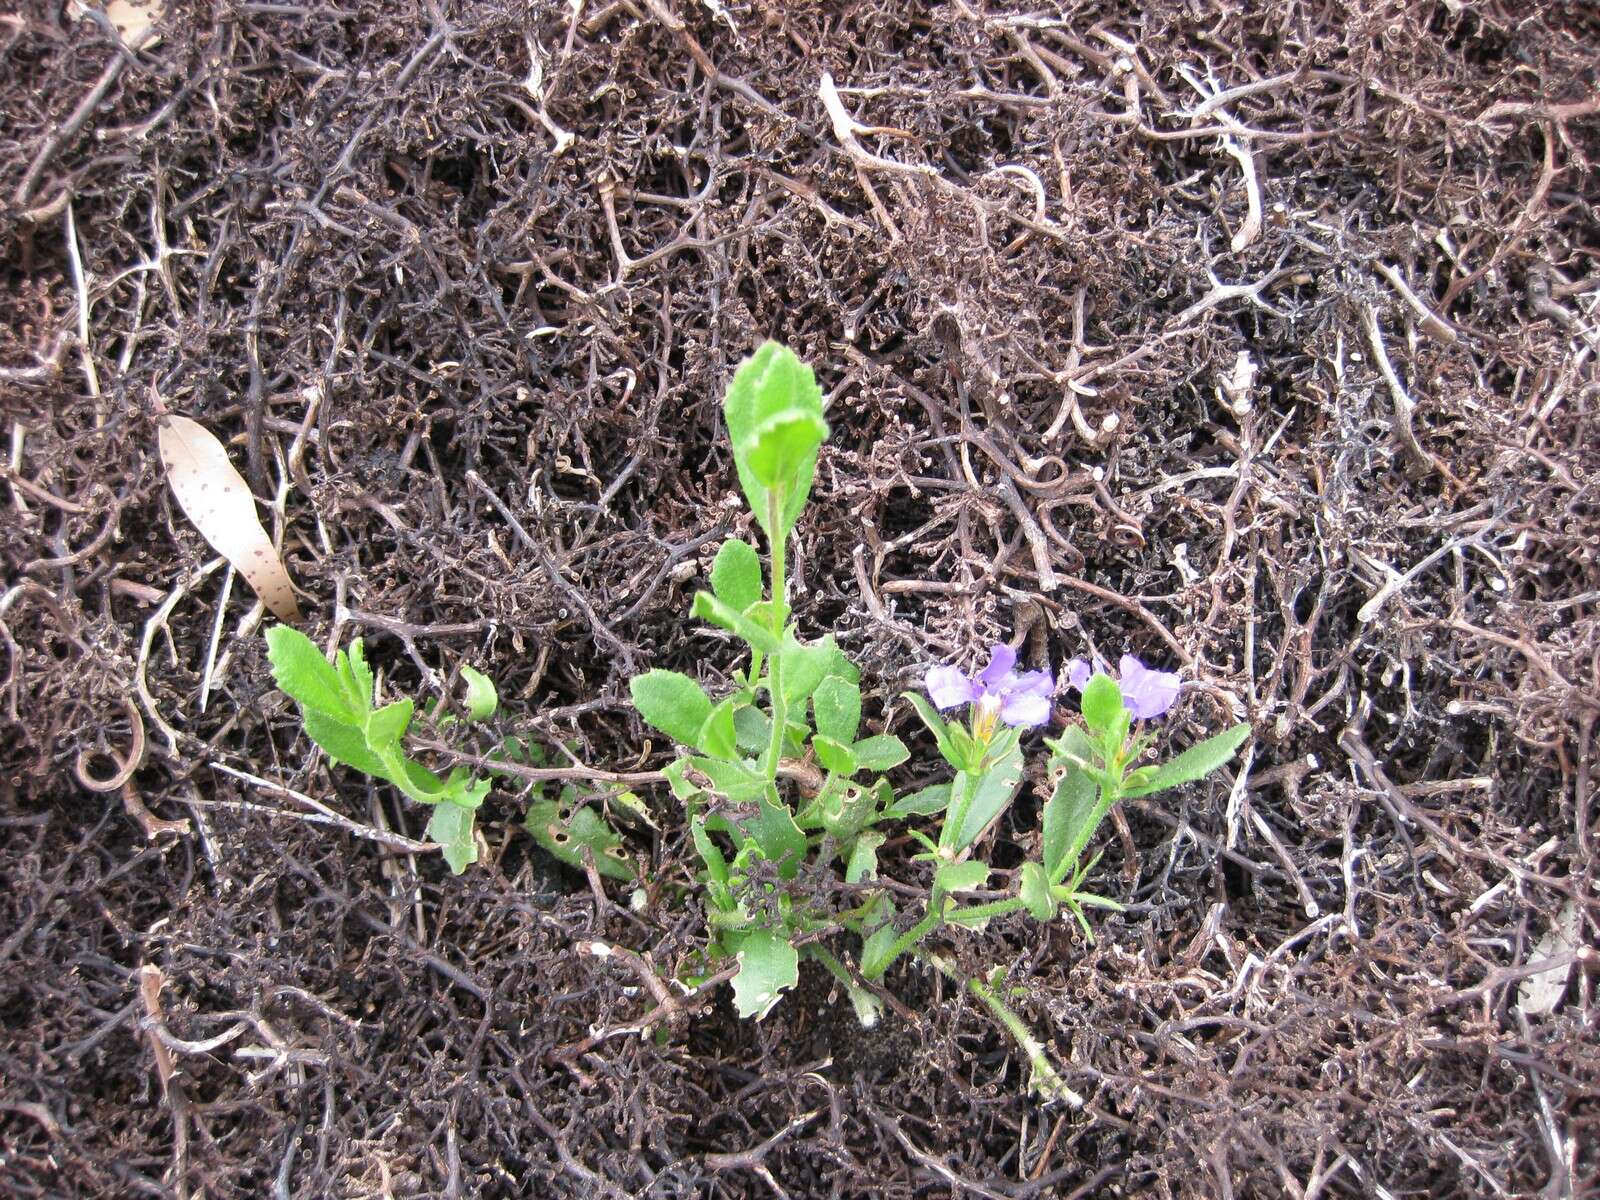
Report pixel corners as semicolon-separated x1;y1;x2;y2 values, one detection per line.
864;906;942;981
760;488;789;780
923;954;1083;1106
946;895;1029;926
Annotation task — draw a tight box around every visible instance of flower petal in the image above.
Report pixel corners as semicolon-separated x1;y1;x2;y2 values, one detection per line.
1066;659;1092;691
925;665;979;710
999;689;1052;728
1005;669;1054;700
1119;654;1180;720
976;643;1016;688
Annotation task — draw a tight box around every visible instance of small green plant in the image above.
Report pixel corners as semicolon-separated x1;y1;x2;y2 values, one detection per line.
630;341;1251;1096
265;626;495;873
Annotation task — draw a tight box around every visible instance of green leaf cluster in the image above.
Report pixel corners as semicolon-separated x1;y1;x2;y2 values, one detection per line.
266;626;492;874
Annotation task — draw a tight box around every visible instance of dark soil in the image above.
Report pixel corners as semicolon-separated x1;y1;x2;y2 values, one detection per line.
3;0;1599;1196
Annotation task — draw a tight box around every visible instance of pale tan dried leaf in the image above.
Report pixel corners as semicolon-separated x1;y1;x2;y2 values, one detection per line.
1517;899;1580;1016
158;415;300;622
69;0;164;47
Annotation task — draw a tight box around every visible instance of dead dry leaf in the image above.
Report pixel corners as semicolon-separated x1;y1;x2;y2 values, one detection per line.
158;415;300;622
69;0;164;47
1517;899;1580;1016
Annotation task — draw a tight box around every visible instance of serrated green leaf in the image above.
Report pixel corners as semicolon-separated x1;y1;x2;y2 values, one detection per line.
812;676;861;744
1048;724;1101;771
851;734;908;772
935;859;989;895
723;342;827;540
710;538;763;612
812;733;858;776
426;803;478;874
460;664;498;722
1020;861;1057;921
750;789;806;878
697;698;739;760
730;929;799;1020
1042;760;1098;881
266;625;357;722
366;699;413;750
691;591;780;654
887;783;950;818
1120;723;1252;798
630;669;714;747
951;747;1023;852
845;830;885;884
1080;673;1123;733
779;633;836;705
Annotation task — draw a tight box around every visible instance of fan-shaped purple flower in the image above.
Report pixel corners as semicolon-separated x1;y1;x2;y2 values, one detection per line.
924;643;1054;729
1064;653;1181;720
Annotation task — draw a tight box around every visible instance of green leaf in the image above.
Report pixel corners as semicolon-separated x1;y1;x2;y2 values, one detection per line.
662;757;702;802
440;768;490;810
860;909;900;979
722;342;827;540
427;803;478;874
812;676;861;744
732;705;771;754
851;734;909;773
812;734;857;776
301;708;396;784
1020;861;1057;921
743;410;829;491
935;860;989;895
630;669;714;747
710;539;763;612
845;830;885;884
730;929;799;1020
902;692;961;768
690;755;769;802
886;783;949;818
1080;673;1123;733
1120;723;1252;798
697;698;739;760
1048;724;1101;772
266;625;356;722
523;799;635;881
779;632;837;705
1042;760;1099;881
337;639;375;717
691;591;780;654
749;789;807;878
460;665;498;722
951;747;1024;852
690;815;730;887
366;699;413;751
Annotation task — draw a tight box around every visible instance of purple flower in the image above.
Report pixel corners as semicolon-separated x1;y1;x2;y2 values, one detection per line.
1065;653;1180;720
924;643;1055;729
